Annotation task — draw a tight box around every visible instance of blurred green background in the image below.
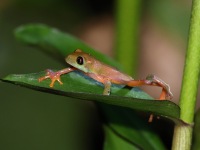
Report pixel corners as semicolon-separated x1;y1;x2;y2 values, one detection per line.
0;0;192;150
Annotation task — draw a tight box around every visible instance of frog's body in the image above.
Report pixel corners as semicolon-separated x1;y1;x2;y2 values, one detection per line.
66;50;133;85
39;49;173;121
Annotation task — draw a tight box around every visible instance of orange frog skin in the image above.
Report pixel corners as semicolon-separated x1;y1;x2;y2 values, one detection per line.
39;49;173;121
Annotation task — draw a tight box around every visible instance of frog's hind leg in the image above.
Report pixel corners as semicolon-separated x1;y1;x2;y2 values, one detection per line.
127;74;173;100
126;74;173;122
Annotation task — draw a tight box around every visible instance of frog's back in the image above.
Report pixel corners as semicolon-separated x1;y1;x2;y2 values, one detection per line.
92;60;133;84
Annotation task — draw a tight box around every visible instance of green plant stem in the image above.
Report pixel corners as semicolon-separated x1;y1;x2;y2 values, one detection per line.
172;125;192;150
115;0;141;76
172;0;200;149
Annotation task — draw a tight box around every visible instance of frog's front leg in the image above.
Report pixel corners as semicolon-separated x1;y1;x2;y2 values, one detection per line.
39;67;76;87
103;80;111;95
86;73;112;95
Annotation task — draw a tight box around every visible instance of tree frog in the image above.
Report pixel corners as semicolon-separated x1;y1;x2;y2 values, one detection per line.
39;49;173;121
39;49;173;100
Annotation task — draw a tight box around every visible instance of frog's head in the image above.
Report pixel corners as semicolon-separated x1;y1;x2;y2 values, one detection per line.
65;49;93;73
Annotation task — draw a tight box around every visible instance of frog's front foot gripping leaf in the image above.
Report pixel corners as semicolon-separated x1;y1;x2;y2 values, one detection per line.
38;69;63;87
39;67;76;87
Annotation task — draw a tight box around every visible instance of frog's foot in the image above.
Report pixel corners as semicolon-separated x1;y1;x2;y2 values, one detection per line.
38;69;63;87
146;74;173;100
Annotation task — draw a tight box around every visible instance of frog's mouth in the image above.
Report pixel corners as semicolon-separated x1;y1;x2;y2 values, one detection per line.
65;55;76;68
65;55;72;65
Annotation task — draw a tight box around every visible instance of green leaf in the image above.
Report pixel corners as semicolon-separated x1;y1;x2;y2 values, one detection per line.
103;125;140;150
2;71;179;119
1;24;182;149
100;104;168;150
1;71;175;150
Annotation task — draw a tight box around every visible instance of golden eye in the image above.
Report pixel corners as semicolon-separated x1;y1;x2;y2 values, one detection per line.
76;56;84;65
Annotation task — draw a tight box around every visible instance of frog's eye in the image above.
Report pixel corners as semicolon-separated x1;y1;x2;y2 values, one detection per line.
76;56;84;65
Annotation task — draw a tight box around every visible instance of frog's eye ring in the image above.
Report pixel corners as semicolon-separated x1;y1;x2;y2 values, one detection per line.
76;56;84;65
